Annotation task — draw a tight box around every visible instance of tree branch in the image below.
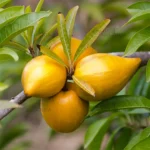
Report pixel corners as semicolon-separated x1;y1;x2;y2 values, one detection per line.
0;52;150;120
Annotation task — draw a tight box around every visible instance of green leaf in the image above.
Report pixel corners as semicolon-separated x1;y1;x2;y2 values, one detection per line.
0;47;19;61
124;26;150;56
126;10;150;24
0;82;9;92
84;113;120;150
0;0;11;8
124;127;150;150
0;100;21;109
35;0;44;12
89;95;150;117
128;2;150;15
105;127;124;150
25;5;32;13
72;75;95;97
40;23;57;45
114;128;132;150
40;45;67;67
0;11;51;46
146;60;150;82
47;36;60;48
66;6;79;37
73;19;110;62
0;124;28;149
57;13;71;63
0;6;24;29
129;108;150;115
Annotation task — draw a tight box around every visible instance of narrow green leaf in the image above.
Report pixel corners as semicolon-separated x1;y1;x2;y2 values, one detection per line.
73;19;110;62
0;0;11;8
0;82;9;92
57;13;71;63
105;127;124;150
126;10;150;24
40;23;57;45
0;11;51;46
0;47;19;61
25;5;32;13
114;128;132;150
124;127;150;150
124;26;150;56
72;75;95;97
35;0;44;12
47;36;60;48
146;60;150;82
84;113;121;150
0;100;21;109
0;6;24;29
128;2;150;15
40;46;67;68
89;95;150;117
66;6;79;37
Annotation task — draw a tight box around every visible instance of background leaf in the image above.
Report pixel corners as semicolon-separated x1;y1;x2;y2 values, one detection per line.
84;113;121;150
124;26;150;56
0;47;19;61
124;127;150;150
128;2;150;15
35;0;44;12
146;60;150;82
0;11;51;46
89;96;150;116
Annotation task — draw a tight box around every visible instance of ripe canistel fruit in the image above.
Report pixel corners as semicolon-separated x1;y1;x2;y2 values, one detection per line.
22;55;66;98
73;53;141;101
40;90;89;133
51;37;97;67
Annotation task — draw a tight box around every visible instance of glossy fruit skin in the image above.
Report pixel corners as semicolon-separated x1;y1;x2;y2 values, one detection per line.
51;37;96;66
41;90;89;133
74;53;141;101
22;55;66;98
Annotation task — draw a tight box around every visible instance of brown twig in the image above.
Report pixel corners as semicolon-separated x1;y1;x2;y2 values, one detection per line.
0;52;149;120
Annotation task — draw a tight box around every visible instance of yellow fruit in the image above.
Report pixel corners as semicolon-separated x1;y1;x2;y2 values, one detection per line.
22;55;66;98
40;90;89;133
73;53;141;101
51;37;96;66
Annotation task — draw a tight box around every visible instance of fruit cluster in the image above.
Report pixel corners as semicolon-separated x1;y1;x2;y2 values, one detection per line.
21;37;141;133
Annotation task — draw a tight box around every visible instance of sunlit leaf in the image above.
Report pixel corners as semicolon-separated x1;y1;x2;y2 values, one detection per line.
0;100;21;109
128;2;150;15
35;0;44;12
124;127;150;150
124;26;150;56
84;113;121;150
40;45;67;67
57;13;71;63
47;36;60;48
0;6;24;29
66;6;79;37
0;82;9;92
72;75;95;97
73;19;110;62
0;11;51;46
40;23;57;45
0;47;19;61
89;95;150;116
0;0;11;8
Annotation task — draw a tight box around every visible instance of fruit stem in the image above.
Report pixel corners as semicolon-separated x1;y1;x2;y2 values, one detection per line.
29;46;35;58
